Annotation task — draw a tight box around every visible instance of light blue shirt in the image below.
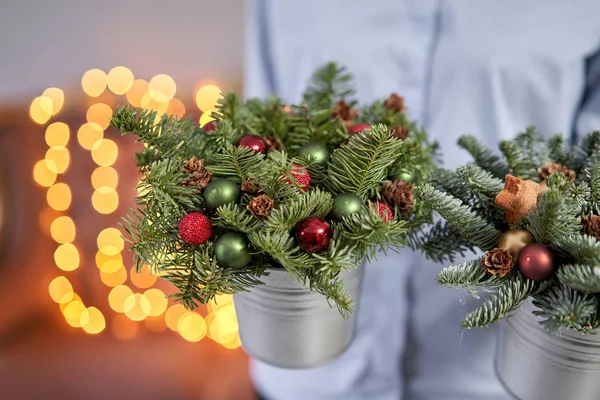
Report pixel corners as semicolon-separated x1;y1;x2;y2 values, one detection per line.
244;1;600;399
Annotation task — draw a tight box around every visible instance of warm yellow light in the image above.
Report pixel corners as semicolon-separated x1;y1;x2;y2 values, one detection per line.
91;189;119;214
82;69;107;98
125;79;149;107
33;160;57;187
96;227;124;255
42;87;65;116
107;66;134;95
149;74;176;102
48;276;73;303
195;85;222;112
44;147;70;174
91;139;118;167
54;243;80;271
143;288;168;317
112;314;139;340
141;92;169;116
165;304;187;331
144;315;168;332
199;112;216;128
209;306;239;344
124;293;151;321
81;307;106;334
46;183;72;211
63;300;86;328
86;103;113;130
207;293;234;313
130;265;157;289
100;265;128;287
96;250;122;270
167;98;186;118
108;285;133;313
178;312;207;342
30;96;53;125
222;334;242;350
60;293;82;313
91;166;118;190
45;122;70;148
97;258;123;274
77;123;104;150
50;216;76;244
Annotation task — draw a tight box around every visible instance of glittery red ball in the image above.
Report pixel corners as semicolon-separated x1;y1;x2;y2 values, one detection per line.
178;212;213;245
203;121;217;132
348;124;371;135
517;243;556;281
296;217;332;253
285;164;311;191
370;202;394;222
237;134;266;154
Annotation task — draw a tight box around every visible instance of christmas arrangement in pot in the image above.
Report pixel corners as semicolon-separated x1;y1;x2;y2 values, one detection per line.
414;128;600;400
110;63;437;368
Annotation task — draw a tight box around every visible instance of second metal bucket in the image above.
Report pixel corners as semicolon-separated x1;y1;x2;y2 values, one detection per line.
233;263;365;369
496;298;600;400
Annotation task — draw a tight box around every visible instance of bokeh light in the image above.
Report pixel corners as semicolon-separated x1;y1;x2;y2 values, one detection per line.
81;307;106;334
44;147;70;174
77;122;104;150
130;265;157;289
60;293;82;313
46;183;72;211
100;265;128;287
195;85;222;111
125;79;149;107
222;334;242;350
165;304;187;331
107;66;134;95
149;74;176;102
45;122;70;148
208;306;239;344
199;112;216;127
48;276;73;303
91;138;118;166
91;166;118;190
86;103;113;130
178;312;207;342
124;293;152;321
54;243;80;271
96;251;123;274
29;96;54;124
144;315;168;332
143;288;168;317
167;98;186;118
82;69;107;97
63;299;87;328
97;227;124;255
33;160;57;187
50;216;76;244
91;188;119;214
42;87;65;116
108;285;133;313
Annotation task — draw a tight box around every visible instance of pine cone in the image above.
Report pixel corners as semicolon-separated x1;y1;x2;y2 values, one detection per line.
537;162;576;181
582;215;600;239
263;136;285;152
241;178;261;195
391;125;409;140
248;194;274;218
382;180;414;214
332;100;358;126
384;93;406;113
182;156;212;189
483;248;514;277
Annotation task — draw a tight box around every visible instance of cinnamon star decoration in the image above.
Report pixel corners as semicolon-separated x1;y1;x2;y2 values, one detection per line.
495;174;539;223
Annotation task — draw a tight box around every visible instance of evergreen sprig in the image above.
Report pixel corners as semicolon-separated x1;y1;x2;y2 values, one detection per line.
435;257;503;298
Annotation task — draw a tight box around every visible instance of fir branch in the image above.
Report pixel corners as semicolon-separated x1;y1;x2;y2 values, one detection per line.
499;133;539;181
584;162;600;214
527;189;581;244
457;135;508;179
302;62;356;109
327;124;405;200
411;220;475;263
247;231;313;278
266;188;333;231
213;203;262;233
575;131;600;173
436;257;503;298
557;264;600;293
425;168;471;203
461;276;535;329
532;285;599;334
548;134;576;170
457;165;505;197
415;183;501;251
205;144;266;183
554;234;600;265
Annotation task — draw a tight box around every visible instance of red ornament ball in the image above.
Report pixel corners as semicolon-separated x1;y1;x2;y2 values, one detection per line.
370;202;394;222
203;121;217;132
348;124;371;135
285;164;311;191
178;212;213;245
296;217;333;253
517;243;556;281
237;134;266;154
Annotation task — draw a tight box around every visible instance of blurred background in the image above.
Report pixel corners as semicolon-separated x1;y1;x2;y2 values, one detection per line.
0;1;256;398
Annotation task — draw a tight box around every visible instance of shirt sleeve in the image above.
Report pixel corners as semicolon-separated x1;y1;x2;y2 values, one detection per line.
576;45;600;140
243;0;276;99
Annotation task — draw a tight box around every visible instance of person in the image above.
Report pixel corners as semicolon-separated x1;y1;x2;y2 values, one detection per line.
243;1;600;399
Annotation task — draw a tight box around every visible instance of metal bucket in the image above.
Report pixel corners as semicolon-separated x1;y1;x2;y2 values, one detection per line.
233;263;365;369
496;298;600;400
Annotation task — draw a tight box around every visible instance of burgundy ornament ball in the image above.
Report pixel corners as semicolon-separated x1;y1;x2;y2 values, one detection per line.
296;217;332;253
517;243;556;281
237;134;267;154
348;124;371;135
178;212;213;245
203;121;217;132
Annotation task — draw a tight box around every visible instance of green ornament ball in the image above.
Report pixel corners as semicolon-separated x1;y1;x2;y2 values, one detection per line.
214;232;252;269
204;178;241;209
392;167;415;183
331;193;363;221
298;142;330;164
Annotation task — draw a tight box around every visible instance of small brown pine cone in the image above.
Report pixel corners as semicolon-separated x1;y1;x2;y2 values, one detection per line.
241;178;262;196
582;215;600;239
382;180;414;214
332;100;358;126
247;194;274;218
263;136;285;152
537;162;576;181
384;93;406;113
391;125;410;140
182;156;212;189
483;248;514;277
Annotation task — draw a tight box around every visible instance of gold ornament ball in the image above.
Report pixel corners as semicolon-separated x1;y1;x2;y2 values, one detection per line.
498;229;536;261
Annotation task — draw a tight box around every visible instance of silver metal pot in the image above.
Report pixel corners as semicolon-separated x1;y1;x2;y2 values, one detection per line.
496;298;600;400
233;263;365;369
